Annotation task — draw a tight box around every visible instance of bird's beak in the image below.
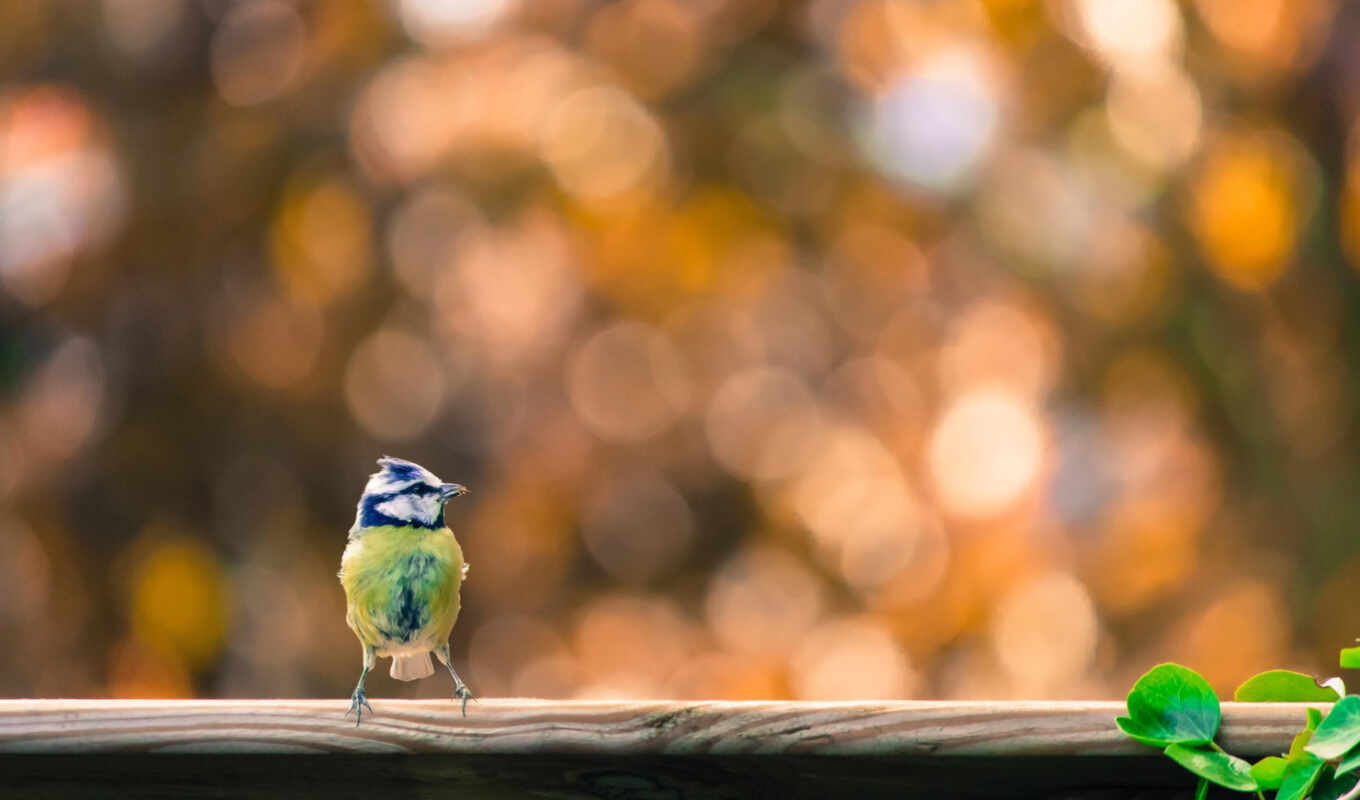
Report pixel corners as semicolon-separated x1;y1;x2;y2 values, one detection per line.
440;483;469;500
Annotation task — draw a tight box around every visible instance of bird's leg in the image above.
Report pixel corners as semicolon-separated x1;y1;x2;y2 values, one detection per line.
434;644;474;716
346;644;376;726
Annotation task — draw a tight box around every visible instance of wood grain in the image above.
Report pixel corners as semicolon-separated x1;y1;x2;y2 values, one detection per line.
0;699;1321;757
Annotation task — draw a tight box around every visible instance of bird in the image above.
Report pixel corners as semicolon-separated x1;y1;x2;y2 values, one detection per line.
338;456;473;725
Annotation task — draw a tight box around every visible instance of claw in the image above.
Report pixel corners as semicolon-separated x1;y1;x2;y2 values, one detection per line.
346;688;374;726
454;685;474;717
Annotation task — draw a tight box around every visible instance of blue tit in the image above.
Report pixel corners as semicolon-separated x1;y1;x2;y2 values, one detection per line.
338;456;472;724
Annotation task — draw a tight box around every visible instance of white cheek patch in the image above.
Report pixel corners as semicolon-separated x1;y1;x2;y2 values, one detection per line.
375;493;440;525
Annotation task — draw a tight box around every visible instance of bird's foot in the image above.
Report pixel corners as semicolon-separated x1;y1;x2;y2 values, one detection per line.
454;684;474;717
346;688;374;726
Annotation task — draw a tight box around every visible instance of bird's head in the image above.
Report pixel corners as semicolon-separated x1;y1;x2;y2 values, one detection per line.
351;456;468;533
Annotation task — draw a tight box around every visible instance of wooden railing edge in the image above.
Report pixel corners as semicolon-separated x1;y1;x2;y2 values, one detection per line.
0;699;1325;758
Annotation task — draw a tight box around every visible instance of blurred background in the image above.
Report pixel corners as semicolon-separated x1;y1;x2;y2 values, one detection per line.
1;0;1358;703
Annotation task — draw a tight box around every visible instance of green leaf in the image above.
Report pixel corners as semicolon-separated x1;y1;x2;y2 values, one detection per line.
1277;755;1326;800
1234;670;1342;702
1251;756;1288;790
1193;776;1208;800
1291;726;1316;762
1163;744;1258;791
1337;745;1360;778
1341;646;1360;669
1288;708;1323;763
1115;664;1221;747
1308;695;1360;760
1312;767;1359;800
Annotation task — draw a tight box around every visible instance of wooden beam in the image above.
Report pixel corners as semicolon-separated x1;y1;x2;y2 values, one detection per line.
0;699;1319;757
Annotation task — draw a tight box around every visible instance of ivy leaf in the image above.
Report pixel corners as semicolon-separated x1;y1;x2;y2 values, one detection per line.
1336;745;1360;779
1277;755;1326;800
1234;670;1341;702
1291;706;1325;757
1308;695;1360;760
1115;664;1221;747
1341;647;1360;669
1250;756;1288;790
1163;745;1258;791
1291;725;1317;762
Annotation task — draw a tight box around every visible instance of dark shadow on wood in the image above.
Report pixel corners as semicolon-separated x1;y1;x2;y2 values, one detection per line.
4;754;1205;800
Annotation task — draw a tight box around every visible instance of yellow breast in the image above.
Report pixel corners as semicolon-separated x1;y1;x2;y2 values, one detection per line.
340;525;463;652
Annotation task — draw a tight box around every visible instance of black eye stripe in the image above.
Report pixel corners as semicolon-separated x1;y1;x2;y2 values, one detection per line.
357;482;446;530
366;482;439;504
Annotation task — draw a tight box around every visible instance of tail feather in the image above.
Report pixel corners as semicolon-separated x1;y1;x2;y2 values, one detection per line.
390;652;434;681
